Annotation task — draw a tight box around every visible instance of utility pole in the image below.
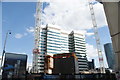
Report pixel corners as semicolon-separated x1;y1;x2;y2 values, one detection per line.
0;30;11;74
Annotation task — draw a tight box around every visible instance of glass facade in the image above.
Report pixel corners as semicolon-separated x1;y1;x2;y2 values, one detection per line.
69;31;88;71
104;43;115;69
2;53;27;79
37;25;69;73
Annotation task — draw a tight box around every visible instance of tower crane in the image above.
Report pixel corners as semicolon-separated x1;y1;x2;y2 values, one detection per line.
88;1;105;73
32;0;42;73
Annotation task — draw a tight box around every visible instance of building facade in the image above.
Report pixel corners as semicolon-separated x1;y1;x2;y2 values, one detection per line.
53;53;79;74
2;53;27;79
33;24;88;73
69;31;88;71
104;43;115;69
88;59;95;70
44;53;53;74
33;24;69;73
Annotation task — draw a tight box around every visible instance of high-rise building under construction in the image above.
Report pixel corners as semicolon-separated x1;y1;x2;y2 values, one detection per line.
69;31;88;71
33;24;88;73
33;24;69;73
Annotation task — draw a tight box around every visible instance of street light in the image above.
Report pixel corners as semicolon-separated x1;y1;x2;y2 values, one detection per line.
1;30;11;70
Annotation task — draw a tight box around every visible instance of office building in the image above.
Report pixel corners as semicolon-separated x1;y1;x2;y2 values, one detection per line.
60;32;69;53
96;0;120;72
33;24;69;73
88;59;95;70
39;24;69;55
33;24;88;73
69;31;88;71
2;53;27;80
53;53;79;74
104;43;115;69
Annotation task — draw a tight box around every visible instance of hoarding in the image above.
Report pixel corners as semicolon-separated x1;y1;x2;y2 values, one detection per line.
2;53;27;79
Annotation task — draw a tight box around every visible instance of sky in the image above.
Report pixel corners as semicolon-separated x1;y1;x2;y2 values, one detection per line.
1;0;112;68
0;2;2;54
2;2;36;67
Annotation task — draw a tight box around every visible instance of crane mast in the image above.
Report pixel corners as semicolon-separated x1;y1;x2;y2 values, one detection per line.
32;0;42;73
89;2;105;73
35;0;41;49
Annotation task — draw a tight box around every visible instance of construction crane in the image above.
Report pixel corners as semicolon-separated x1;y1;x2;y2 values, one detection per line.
32;0;42;73
88;1;105;73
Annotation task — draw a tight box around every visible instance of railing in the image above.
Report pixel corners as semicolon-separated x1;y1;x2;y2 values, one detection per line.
25;73;117;80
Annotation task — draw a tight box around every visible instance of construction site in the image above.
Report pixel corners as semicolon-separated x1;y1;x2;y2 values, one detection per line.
1;0;120;80
30;0;120;79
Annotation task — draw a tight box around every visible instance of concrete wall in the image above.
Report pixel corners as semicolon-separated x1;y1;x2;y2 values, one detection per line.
101;2;120;71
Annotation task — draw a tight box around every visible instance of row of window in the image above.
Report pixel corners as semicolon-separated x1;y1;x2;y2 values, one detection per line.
41;32;47;34
78;59;87;62
78;65;88;67
47;51;58;54
47;36;61;40
47;42;61;45
75;41;85;44
75;49;86;52
47;39;61;43
48;30;60;35
47;48;61;51
47;45;61;48
75;47;86;50
48;33;61;38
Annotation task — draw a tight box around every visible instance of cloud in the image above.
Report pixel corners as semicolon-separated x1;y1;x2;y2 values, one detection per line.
86;43;108;67
14;32;28;39
41;0;107;31
86;32;94;36
15;33;23;39
14;27;34;39
86;43;100;67
86;43;98;60
26;27;34;33
74;30;87;35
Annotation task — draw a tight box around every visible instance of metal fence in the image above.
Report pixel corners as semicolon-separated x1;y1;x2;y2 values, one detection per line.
26;73;117;80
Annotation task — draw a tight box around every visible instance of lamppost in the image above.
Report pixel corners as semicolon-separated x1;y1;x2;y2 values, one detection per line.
0;30;11;72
